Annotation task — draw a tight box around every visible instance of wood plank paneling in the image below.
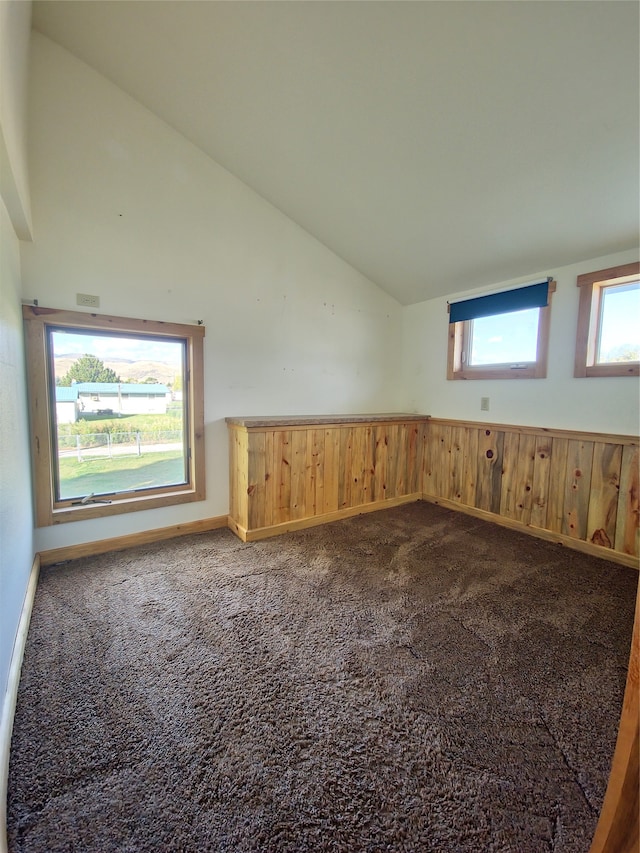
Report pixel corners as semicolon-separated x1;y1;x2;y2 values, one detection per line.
500;432;521;519
477;428;504;515
229;417;429;537
361;425;374;504
290;429;307;520
323;428;340;514
410;421;421;494
438;423;452;500
263;431;276;529
461;427;479;508
514;433;537;525
352;425;366;507
247;431;266;531
228;416;638;566
231;426;249;530
273;429;292;525
304;429;323;519
228;428;239;525
616;445;640;557
386;423;399;500
422;422;435;497
339;426;353;509
394;424;408;497
530;436;553;530
563;440;595;540
371;424;387;503
423;419;638;566
449;425;464;503
587;443;623;550
547;437;569;534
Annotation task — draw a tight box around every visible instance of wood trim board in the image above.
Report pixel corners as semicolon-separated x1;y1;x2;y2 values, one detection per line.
427;418;638;447
228;493;422;542
38;516;228;566
0;555;40;848
589;581;640;853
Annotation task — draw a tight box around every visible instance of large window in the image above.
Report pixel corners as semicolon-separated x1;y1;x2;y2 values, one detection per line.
23;307;205;526
574;262;640;378
447;279;555;380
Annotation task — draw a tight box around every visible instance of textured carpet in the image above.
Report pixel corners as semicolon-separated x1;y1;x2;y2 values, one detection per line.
7;502;637;853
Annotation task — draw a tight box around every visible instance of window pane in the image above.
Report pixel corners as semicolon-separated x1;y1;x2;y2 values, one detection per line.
597;281;640;364
49;329;187;501
469;308;539;366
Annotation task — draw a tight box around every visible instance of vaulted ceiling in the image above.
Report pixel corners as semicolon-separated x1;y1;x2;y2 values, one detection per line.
32;1;639;305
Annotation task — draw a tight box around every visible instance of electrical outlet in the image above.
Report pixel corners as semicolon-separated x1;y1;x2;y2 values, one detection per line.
76;293;100;308
481;397;490;411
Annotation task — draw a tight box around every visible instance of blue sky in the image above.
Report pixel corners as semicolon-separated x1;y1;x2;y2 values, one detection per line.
470;282;639;365
51;330;184;367
599;282;639;356
470;308;538;365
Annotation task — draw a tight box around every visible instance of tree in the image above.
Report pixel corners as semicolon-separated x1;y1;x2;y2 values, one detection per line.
603;343;640;363
59;354;121;386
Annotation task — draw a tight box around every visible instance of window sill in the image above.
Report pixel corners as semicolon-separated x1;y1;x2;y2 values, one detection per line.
577;363;640;379
449;365;544;380
48;486;204;526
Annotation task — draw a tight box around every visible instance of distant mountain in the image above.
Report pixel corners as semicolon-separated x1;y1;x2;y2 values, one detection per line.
54;356;179;386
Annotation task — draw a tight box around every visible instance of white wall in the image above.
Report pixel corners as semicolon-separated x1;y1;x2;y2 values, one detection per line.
402;249;640;435
0;1;34;710
0;200;34;704
0;0;32;239
23;34;404;552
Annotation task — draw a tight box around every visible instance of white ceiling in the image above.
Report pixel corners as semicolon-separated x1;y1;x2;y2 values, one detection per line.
32;1;639;306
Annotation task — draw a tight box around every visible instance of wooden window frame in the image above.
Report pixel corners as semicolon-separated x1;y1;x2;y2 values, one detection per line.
447;281;555;380
574;262;640;378
22;306;205;527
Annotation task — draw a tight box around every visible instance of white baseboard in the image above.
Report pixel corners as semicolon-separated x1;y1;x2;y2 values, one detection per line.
0;555;40;853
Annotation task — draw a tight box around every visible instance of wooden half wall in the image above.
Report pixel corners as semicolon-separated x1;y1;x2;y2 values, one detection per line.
226;414;639;567
227;415;427;541
423;419;639;569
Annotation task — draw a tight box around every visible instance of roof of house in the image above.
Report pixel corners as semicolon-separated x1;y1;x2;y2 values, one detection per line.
55;386;79;403
74;383;169;396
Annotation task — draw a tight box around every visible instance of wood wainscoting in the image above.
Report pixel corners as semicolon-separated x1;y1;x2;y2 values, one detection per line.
423;419;639;569
227;414;639;565
226;415;429;541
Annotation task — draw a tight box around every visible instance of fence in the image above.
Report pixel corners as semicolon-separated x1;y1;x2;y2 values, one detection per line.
57;430;183;461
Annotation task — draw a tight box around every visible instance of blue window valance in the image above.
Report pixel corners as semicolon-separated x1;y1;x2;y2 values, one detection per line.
448;280;551;324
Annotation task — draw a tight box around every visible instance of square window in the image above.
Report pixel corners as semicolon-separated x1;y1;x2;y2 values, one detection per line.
447;281;555;380
468;307;540;367
574;263;640;378
596;281;640;365
23;307;206;526
50;329;188;502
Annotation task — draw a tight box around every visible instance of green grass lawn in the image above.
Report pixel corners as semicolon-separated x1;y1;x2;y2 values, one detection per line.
57;409;184;438
57;450;186;499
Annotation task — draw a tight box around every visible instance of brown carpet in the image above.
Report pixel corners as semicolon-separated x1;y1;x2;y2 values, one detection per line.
7;502;637;853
